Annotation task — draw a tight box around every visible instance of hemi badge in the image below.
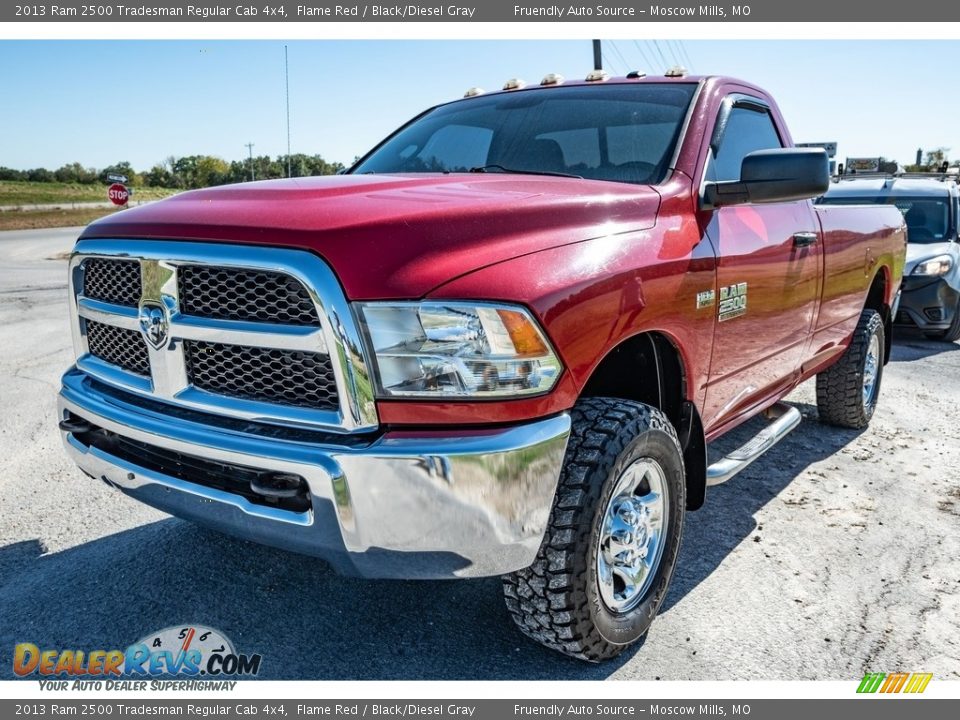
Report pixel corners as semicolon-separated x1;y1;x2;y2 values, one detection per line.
696;290;716;309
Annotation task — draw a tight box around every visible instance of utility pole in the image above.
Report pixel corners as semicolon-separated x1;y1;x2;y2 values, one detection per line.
285;45;292;178
592;39;602;71
245;142;255;181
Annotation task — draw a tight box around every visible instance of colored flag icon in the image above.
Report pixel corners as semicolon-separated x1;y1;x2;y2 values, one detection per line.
857;672;932;694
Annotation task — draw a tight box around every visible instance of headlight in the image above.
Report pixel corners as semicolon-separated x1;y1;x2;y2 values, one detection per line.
357;302;562;398
912;255;953;276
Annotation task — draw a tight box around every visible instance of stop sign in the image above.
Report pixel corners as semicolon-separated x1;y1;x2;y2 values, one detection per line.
108;183;129;206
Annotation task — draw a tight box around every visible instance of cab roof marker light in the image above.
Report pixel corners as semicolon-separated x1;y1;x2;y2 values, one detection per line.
502;78;527;91
463;87;485;98
626;70;647;79
540;73;565;86
585;70;609;82
665;65;688;78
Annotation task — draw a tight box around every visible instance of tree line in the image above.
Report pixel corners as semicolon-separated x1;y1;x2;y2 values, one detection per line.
0;153;348;189
4;148;953;188
902;148;954;173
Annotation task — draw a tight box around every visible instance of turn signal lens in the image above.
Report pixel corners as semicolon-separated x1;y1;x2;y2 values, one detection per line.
497;309;549;356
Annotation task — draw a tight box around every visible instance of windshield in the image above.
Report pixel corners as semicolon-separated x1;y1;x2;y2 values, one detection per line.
351;83;698;186
818;193;954;244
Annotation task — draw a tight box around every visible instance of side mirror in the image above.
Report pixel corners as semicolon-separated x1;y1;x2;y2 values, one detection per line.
703;148;830;209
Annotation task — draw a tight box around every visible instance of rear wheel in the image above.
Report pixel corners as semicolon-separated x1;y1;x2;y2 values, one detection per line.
502;398;685;662
816;309;885;429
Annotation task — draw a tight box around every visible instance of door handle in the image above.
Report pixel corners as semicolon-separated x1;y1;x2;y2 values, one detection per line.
793;232;818;248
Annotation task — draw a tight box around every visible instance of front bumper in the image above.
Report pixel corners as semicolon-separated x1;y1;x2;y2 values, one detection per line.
58;368;570;579
896;276;960;331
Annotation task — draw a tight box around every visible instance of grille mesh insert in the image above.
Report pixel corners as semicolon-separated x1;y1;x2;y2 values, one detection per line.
86;320;151;376
177;265;320;326
83;258;142;307
184;341;338;410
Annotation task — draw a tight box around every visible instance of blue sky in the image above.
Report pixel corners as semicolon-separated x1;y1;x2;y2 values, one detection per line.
0;40;955;172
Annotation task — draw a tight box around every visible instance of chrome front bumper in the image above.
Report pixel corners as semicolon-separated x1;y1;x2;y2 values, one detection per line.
58;368;570;578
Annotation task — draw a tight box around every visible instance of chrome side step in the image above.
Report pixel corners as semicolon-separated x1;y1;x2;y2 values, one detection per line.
706;402;802;486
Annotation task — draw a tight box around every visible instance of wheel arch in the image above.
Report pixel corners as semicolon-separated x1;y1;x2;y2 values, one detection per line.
580;331;707;511
864;265;892;364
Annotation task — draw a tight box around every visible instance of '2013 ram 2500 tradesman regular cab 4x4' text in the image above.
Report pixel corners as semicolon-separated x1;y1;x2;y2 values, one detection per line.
58;73;906;661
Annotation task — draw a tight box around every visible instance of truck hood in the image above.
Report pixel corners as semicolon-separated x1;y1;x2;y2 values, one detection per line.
80;174;661;299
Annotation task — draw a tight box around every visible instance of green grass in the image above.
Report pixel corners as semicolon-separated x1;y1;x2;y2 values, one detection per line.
0;181;177;207
0;207;119;231
0;208;124;231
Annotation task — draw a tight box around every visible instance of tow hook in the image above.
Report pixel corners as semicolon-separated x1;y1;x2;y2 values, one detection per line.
250;472;307;500
58;417;94;434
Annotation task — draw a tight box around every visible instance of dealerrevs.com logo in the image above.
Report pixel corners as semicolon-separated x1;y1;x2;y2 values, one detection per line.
13;625;262;690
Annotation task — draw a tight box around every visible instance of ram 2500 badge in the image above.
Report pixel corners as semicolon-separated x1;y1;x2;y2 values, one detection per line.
58;72;906;661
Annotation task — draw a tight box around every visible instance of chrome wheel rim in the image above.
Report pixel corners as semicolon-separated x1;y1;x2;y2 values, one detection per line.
596;458;669;614
862;333;881;408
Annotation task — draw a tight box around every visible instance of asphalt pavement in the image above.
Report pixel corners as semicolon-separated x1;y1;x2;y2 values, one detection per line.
0;227;957;680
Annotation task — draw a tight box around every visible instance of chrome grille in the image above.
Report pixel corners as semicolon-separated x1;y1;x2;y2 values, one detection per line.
86;320;150;376
178;265;320;326
83;258;142;307
69;241;376;431
185;341;338;410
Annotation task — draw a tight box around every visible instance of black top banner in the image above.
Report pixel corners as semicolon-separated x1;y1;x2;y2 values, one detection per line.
5;0;959;22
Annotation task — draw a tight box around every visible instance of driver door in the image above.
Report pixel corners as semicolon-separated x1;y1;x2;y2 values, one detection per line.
700;96;823;431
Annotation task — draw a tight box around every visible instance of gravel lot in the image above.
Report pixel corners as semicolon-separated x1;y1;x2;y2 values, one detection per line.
1;227;958;680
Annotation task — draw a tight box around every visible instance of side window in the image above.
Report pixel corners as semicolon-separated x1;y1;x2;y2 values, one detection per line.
708;103;783;182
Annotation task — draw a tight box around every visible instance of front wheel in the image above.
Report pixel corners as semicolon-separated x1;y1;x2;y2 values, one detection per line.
816;309;885;429
502;398;686;662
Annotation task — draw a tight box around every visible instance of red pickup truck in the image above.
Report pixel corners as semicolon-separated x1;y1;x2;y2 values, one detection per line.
58;73;906;662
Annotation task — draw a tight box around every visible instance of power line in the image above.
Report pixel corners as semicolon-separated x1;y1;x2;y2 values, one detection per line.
676;40;695;72
673;40;687;70
608;40;632;75
664;39;682;67
671;40;692;71
651;40;670;72
632;40;656;74
600;42;627;75
601;51;622;75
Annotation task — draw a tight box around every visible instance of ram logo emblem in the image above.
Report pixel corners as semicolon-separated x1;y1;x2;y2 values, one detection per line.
139;304;169;350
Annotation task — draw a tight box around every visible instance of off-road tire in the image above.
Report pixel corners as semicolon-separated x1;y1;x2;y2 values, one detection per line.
816;309;885;429
502;398;686;662
923;297;960;343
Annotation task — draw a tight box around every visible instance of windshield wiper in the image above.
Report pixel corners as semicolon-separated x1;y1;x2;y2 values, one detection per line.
468;164;582;179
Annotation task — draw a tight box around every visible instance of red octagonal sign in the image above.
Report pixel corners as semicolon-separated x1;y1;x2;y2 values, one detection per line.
108;183;129;206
